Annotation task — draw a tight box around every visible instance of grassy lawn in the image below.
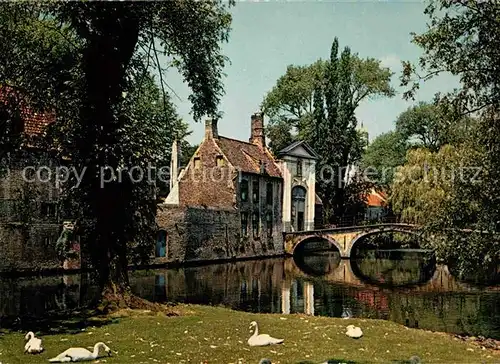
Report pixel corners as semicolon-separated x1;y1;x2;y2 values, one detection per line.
0;304;499;363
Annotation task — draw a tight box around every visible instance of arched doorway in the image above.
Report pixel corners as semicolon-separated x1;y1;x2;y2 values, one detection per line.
291;186;307;231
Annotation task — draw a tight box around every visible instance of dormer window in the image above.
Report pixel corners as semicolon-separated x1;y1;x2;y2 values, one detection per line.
216;155;225;167
193;157;201;168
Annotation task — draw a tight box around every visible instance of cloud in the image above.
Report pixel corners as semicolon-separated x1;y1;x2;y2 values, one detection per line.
379;54;403;72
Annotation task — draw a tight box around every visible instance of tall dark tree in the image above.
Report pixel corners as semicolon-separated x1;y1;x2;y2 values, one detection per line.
311;74;325;149
315;38;340;223
313;40;386;223
0;1;233;306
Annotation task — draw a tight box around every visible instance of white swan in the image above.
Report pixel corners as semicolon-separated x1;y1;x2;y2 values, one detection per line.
24;331;44;354
48;342;112;362
345;324;363;339
247;321;284;346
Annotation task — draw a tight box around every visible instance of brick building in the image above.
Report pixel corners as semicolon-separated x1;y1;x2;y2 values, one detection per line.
1;86;323;271
0;87;75;272
157;112;322;264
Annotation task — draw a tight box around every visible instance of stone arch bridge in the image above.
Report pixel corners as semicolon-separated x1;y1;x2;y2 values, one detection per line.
284;223;421;258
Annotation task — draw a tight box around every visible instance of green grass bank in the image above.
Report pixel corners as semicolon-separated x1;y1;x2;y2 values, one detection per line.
0;304;499;363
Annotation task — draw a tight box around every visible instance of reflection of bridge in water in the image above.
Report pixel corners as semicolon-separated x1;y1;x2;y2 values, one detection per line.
281;258;500;315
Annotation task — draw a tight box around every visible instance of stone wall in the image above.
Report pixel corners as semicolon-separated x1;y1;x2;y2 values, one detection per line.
0;149;66;272
0;223;62;272
156;204;284;264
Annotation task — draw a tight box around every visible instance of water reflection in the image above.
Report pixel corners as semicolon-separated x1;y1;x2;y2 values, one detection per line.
351;250;437;287
1;252;500;340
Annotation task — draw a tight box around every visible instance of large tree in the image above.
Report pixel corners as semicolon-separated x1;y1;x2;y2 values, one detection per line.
395;102;450;152
262;38;394;223
0;1;233;307
401;0;500;276
262;52;394;148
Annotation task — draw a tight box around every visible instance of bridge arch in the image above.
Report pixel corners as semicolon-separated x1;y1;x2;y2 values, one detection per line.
346;228;427;258
292;235;343;256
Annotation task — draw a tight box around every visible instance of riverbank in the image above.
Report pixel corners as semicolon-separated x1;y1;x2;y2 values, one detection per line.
1;304;499;364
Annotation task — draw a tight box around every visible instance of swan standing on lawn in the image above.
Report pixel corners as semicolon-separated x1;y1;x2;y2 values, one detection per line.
24;331;44;354
48;342;112;362
247;321;284;346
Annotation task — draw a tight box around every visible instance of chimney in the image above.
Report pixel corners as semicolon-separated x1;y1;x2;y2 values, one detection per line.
249;111;265;148
205;118;218;139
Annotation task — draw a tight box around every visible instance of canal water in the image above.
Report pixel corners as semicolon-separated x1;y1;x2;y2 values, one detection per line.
1;250;500;339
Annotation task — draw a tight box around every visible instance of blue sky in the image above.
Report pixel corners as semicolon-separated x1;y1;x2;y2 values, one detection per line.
164;1;459;145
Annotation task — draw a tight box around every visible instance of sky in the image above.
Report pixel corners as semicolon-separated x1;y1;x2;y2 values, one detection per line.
164;1;459;146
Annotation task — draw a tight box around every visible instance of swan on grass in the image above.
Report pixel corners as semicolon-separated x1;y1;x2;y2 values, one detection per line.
48;342;112;362
345;324;363;339
24;331;44;354
247;321;284;347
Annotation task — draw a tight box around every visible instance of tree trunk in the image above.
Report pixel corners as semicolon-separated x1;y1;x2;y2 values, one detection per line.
74;7;140;307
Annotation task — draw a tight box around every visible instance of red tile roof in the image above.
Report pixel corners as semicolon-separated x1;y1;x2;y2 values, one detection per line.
215;136;282;178
0;86;55;136
365;189;387;207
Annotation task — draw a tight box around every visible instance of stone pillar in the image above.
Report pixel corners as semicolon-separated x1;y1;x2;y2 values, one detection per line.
304;281;314;315
305;160;316;231
280;160;292;232
281;279;291;314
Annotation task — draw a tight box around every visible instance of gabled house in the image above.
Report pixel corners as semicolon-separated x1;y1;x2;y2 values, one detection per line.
275;140;321;231
156;111;323;264
157;112;285;262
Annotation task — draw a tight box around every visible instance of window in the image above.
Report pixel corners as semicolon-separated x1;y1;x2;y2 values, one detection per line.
266;182;273;206
240;179;248;202
266;211;273;237
216;155;225;167
241;212;248;236
297;159;303;177
252;211;260;238
41;202;57;218
155;230;167;257
44;236;55;247
193;157;201;168
252;180;259;203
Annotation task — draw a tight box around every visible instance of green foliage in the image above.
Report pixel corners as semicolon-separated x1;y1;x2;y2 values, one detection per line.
399;0;500;277
261;49;394;150
390;146;466;225
261;60;325;128
395;101;474;152
401;0;500;114
361;131;407;187
396;102;448;152
265;118;295;154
